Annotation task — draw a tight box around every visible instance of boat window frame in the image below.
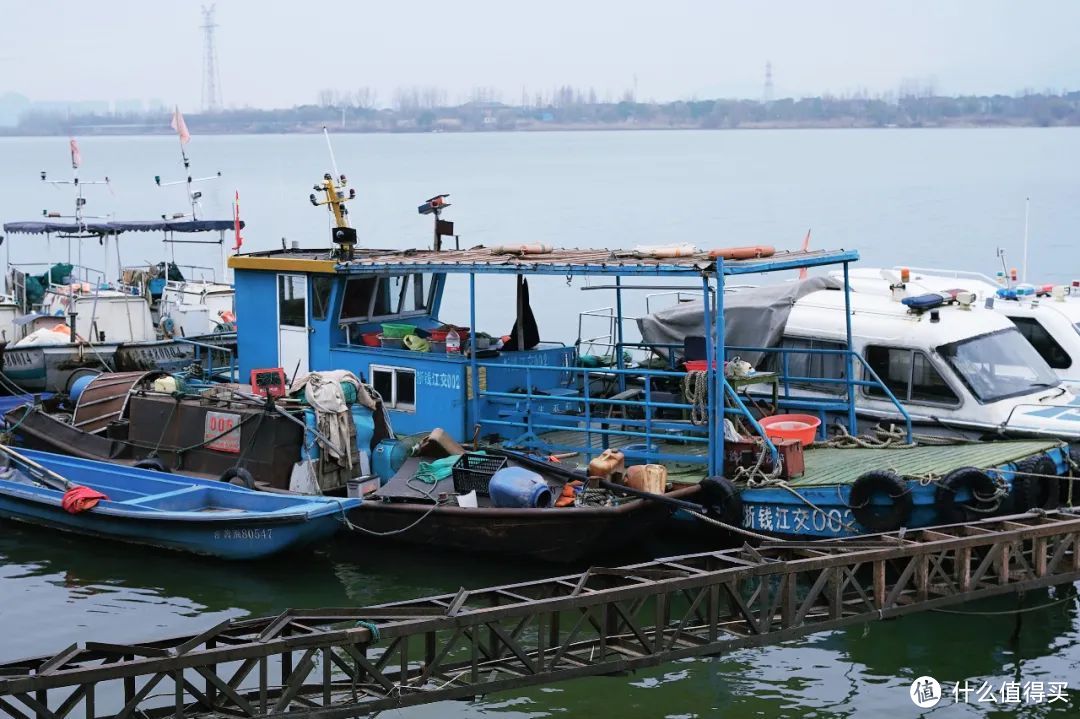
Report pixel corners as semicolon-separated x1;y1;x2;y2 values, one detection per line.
937;327;1062;404
776;334;848;395
1007;315;1073;370
310;276;335;321
369;363;417;413
861;344;963;408
338;273;436;324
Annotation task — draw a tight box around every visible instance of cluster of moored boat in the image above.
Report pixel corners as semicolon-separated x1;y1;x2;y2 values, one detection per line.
0;138;1077;563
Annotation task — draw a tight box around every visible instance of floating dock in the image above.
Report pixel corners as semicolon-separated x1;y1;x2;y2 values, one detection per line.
1;509;1079;717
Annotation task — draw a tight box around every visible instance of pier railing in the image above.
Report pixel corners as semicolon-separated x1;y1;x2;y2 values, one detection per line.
2;510;1078;718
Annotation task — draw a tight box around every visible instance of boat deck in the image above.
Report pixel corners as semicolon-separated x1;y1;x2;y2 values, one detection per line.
795;439;1061;486
527;431;1061;487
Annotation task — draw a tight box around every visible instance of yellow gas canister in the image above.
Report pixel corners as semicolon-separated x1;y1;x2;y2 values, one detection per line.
624;464;668;494
588;449;625;481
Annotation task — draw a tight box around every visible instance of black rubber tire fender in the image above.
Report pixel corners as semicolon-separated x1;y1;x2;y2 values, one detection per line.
1010;454;1060;511
848;469;913;532
220;466;256;490
1061;446;1080;507
935;466;999;524
134;458;170;473
699;476;743;527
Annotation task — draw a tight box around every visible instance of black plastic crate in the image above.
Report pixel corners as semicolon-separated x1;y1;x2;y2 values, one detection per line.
451;453;508;496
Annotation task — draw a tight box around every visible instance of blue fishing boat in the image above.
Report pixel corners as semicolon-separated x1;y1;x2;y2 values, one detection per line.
217;166;1074;547
0;446;357;559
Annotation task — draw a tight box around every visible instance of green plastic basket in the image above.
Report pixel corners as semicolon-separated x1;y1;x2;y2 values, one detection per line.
381;322;418;339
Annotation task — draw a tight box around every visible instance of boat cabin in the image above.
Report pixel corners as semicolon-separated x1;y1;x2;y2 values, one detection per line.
774;283;1080;440
229;243;877;476
844;267;1080;384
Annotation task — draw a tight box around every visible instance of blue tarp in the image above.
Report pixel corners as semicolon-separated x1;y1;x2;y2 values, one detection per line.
2;219;242;235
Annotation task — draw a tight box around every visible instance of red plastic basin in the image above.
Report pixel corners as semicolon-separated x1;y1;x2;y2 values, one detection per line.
758;414;821;446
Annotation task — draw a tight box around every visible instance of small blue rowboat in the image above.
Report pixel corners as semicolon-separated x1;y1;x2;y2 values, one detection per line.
0;447;359;560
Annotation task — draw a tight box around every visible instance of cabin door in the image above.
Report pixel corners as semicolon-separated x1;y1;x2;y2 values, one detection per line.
277;274;310;377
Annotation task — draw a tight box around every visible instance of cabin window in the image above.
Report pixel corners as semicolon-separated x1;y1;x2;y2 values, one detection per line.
864;346;959;405
340;274;434;323
370;365;416;412
777;336;847;393
401;274;432;313
340;277;378;321
311;276;334;321
1010;316;1072;369
278;275;306;327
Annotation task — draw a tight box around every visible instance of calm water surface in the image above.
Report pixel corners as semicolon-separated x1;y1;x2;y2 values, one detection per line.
1;129;1079;716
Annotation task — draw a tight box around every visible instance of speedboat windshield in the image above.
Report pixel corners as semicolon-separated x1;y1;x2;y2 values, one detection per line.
938;328;1061;403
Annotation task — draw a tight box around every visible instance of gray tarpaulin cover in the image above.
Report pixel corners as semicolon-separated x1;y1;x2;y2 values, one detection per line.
636;277;841;365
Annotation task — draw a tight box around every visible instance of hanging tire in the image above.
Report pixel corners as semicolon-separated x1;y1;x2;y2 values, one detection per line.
935;467;1000;524
134;458;170;473
1010;454;1060;512
220;466;255;490
699;476;743;527
848;470;912;532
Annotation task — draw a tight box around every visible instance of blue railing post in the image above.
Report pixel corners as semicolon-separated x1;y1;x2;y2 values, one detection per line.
469;272;480;436
583;367;594;458
644;375;653;457
843;261;857;435
701;275;716;476
615;275;626;393
713;266;727;476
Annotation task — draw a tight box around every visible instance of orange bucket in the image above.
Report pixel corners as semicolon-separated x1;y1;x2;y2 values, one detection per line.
758;414;821;446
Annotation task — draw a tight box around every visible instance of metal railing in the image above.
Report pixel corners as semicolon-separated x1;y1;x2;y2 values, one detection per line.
174;336;238;382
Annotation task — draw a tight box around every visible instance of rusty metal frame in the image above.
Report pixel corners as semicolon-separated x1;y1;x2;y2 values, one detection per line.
2;510;1079;718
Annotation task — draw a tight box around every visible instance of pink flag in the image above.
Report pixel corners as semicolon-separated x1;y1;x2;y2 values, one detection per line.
69;138;81;169
798;228;811;280
171;106;191;145
233;190;244;251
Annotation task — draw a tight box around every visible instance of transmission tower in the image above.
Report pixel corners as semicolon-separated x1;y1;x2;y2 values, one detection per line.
201;4;222;112
763;61;774;104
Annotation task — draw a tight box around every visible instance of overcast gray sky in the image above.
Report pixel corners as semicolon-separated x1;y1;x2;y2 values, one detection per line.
5;1;1078;109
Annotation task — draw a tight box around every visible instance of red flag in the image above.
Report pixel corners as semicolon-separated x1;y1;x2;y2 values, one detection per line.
171;106;191;145
233;190;243;251
798;228;811;280
69;138;81;169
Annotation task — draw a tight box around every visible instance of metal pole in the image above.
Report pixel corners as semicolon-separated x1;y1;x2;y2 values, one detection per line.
713;266;725;475
843;261;857;436
469;273;480;434
700;275;715;476
614;275;625;393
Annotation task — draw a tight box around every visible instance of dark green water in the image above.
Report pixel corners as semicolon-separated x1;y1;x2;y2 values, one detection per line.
2;129;1080;715
2;521;1078;717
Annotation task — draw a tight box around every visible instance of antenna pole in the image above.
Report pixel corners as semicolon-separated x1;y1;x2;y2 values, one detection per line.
1022;196;1030;284
323;127;341;180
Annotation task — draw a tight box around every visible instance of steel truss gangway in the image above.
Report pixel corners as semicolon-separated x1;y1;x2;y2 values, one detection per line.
2;510;1080;718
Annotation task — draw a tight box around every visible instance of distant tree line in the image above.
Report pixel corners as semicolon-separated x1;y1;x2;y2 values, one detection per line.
8;87;1080;136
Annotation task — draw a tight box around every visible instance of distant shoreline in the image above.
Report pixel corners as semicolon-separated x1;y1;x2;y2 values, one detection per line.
1;119;1075;138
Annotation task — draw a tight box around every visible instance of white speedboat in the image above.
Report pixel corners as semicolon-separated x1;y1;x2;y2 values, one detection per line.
847;267;1080;383
641;278;1080;443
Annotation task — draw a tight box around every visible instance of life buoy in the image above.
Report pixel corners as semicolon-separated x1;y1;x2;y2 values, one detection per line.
134;458;170;473
220;466;255;490
699;476;743;527
935;467;1000;524
708;245;776;261
848;470;912;532
1010;454;1060;512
